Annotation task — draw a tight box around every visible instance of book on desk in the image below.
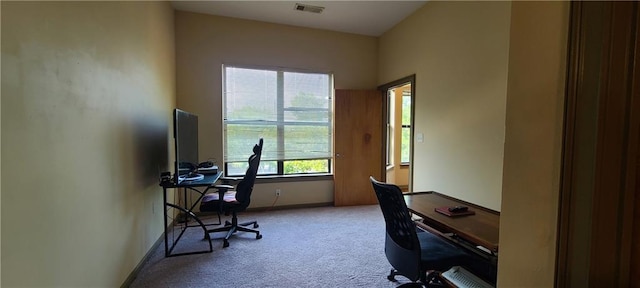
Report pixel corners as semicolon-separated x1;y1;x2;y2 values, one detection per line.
435;206;476;217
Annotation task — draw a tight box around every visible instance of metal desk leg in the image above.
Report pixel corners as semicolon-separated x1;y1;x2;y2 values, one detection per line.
164;203;213;257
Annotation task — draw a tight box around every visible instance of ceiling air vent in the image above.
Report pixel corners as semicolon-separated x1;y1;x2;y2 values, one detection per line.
294;3;325;14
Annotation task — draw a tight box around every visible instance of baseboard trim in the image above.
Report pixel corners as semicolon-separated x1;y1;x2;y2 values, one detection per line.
120;229;166;288
248;202;334;212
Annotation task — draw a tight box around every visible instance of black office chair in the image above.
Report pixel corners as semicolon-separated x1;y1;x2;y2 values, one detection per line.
370;176;469;287
200;138;263;248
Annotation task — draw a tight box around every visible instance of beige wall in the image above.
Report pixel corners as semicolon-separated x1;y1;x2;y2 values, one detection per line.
379;1;511;211
174;11;378;208
1;2;175;286
498;2;569;286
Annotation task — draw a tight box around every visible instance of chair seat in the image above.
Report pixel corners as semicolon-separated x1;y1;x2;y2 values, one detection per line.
417;230;468;271
201;191;239;212
202;191;237;202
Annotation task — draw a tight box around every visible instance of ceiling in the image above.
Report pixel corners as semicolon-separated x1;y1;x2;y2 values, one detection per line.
170;1;427;36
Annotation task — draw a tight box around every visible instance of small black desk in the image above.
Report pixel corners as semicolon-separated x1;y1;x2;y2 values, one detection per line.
159;172;222;257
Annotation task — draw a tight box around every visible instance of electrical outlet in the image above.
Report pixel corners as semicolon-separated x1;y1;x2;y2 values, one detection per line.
275;189;281;197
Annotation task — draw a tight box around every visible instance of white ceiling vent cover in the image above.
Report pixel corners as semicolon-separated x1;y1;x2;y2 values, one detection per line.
294;3;325;14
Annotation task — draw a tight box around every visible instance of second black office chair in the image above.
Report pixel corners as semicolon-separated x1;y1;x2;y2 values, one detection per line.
200;138;263;248
370;176;469;287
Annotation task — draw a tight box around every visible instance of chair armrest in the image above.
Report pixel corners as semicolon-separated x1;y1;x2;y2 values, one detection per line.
215;184;234;189
220;176;240;182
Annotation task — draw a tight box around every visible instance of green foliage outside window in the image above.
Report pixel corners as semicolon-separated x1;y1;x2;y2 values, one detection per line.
284;159;329;174
401;95;411;163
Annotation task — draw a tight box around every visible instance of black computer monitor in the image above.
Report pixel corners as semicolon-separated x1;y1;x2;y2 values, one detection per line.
173;109;199;184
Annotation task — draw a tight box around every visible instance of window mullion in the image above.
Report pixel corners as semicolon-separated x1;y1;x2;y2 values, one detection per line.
327;77;333;172
277;71;284;174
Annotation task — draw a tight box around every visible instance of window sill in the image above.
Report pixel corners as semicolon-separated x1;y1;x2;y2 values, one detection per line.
254;173;333;184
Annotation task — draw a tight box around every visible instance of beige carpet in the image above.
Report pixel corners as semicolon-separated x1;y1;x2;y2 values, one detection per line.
128;205;413;287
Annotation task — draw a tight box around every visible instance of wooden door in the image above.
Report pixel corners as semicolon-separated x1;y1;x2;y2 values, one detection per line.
334;89;383;206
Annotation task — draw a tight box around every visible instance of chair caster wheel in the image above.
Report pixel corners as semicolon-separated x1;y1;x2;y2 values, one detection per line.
223;240;229;248
256;234;262;239
254;223;259;228
387;269;397;281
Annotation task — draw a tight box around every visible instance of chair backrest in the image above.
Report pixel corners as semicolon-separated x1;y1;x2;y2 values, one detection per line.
370;176;422;281
234;138;263;208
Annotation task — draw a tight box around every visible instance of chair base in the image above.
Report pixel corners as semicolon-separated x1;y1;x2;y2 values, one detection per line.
206;214;262;247
388;269;446;288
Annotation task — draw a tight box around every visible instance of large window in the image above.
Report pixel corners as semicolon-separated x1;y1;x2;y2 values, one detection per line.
223;66;333;176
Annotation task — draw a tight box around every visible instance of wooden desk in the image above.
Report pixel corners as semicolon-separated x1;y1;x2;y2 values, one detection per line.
404;191;500;254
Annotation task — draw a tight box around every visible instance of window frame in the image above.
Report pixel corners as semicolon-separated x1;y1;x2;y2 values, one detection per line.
222;64;334;177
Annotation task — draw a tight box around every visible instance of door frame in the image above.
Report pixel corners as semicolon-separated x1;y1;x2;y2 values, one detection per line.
378;74;416;191
556;1;639;286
